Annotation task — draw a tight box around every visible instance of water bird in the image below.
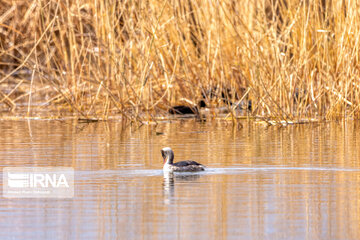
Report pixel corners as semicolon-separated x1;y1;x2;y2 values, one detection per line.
168;98;205;115
168;105;199;115
161;147;205;172
168;87;251;115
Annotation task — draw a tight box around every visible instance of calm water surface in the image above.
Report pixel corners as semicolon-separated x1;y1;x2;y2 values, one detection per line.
0;120;360;239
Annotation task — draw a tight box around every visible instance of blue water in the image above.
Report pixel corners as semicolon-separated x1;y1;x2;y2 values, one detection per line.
0;120;360;239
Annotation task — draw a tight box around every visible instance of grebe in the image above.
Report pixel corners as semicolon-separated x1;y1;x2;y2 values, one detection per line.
161;147;205;172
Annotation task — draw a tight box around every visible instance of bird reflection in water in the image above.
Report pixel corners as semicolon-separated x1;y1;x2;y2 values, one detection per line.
162;172;201;205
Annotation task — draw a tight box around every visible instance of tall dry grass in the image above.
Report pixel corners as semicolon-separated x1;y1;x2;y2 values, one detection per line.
0;0;358;122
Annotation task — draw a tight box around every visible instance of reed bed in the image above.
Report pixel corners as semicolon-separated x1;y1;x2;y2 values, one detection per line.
0;0;358;123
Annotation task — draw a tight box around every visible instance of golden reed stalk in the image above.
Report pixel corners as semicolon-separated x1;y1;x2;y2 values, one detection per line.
0;0;357;122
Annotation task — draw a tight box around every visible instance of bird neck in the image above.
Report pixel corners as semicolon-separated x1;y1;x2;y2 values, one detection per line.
165;155;174;165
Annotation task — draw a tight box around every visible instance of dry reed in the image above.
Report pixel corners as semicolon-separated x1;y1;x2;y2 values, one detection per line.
0;0;358;123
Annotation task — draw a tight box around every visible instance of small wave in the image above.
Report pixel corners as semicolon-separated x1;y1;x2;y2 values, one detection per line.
205;166;360;174
74;166;360;180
